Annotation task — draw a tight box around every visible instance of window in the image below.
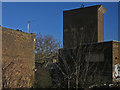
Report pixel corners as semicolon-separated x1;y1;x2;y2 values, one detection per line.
85;53;104;62
80;27;84;30
64;29;68;32
71;28;76;31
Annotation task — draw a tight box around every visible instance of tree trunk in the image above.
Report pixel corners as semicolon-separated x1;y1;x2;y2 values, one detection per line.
68;77;70;88
76;65;79;89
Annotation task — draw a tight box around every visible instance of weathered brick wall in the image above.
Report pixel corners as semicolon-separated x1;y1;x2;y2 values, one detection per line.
2;27;35;88
118;42;120;64
112;41;120;82
0;27;2;89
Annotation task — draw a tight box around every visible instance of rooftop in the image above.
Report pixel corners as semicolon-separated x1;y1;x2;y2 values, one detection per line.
63;4;107;14
2;27;35;35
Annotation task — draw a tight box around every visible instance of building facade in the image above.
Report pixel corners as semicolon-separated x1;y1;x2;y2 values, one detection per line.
2;27;35;88
60;5;120;87
63;5;107;48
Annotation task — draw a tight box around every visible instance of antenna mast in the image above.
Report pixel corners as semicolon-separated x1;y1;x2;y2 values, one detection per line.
27;21;31;33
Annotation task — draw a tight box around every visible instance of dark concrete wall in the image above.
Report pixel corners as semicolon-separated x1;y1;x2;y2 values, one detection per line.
98;10;104;42
81;41;113;84
63;5;106;48
2;27;35;88
59;41;116;86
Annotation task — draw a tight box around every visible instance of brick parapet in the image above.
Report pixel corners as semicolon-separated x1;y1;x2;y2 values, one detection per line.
2;27;35;88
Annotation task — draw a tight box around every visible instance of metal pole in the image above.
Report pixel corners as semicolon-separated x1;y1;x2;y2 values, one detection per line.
27;23;29;33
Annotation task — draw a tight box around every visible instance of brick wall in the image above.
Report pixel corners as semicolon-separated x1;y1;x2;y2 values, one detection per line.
2;27;35;88
0;27;2;89
112;41;120;82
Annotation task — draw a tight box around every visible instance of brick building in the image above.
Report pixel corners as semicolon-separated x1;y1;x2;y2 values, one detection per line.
2;27;35;88
59;5;120;87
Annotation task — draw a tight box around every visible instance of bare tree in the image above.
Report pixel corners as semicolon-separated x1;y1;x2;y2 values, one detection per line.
35;33;62;88
35;33;61;68
55;26;108;89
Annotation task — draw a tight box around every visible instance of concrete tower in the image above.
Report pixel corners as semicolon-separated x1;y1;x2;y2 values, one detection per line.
63;5;107;48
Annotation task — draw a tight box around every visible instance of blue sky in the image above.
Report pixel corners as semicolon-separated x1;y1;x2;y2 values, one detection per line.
2;2;119;44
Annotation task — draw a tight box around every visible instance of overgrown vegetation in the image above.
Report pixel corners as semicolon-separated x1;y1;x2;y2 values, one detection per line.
34;32;119;89
34;33;61;88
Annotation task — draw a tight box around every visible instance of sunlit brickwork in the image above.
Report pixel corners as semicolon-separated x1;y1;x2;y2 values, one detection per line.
2;27;35;88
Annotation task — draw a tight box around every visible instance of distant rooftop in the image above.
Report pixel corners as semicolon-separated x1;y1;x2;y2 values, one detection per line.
61;40;120;50
63;4;107;14
2;27;35;35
